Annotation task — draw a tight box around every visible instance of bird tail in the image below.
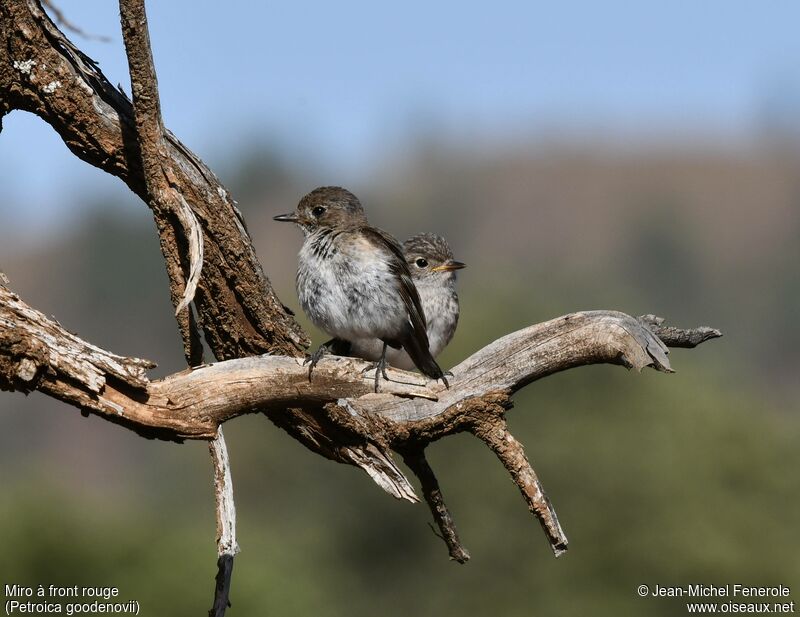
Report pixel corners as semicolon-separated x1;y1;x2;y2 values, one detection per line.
401;329;446;383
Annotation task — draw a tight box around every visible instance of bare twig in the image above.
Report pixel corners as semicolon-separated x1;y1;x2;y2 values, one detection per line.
118;0;165;160
210;429;239;556
117;1;226;612
41;0;112;41
402;447;470;563
118;0;204;361
472;412;568;556
639;314;723;348
209;428;238;617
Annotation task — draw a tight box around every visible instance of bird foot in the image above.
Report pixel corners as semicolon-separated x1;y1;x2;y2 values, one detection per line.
374;356;391;393
359;359;390;393
359;362;378;375
303;345;329;382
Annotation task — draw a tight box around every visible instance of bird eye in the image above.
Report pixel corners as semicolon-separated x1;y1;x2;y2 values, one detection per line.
311;206;326;218
415;258;428;268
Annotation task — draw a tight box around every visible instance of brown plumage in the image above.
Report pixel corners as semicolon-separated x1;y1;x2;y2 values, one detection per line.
274;187;446;388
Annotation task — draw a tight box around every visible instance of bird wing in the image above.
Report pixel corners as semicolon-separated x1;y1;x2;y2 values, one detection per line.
361;226;430;348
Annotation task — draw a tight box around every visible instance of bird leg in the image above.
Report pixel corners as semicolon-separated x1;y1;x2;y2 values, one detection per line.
374;342;392;392
303;343;330;382
358;342;392;392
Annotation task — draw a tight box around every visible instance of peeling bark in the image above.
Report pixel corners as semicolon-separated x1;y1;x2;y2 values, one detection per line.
0;0;307;359
0;1;723;602
1;279;721;551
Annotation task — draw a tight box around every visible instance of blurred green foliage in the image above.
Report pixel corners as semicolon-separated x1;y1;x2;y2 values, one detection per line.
1;139;798;616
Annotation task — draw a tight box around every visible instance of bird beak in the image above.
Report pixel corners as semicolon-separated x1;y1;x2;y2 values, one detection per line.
273;212;299;223
431;260;467;272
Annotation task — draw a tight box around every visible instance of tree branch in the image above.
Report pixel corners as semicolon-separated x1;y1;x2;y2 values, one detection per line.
0;283;154;402
116;1;233;612
0;0;400;513
208;427;238;617
0;0;308;360
0;278;721;554
0;0;724;575
471;410;568;556
41;1;111;42
638;314;722;348
119;0;204;363
342;310;691;426
2;283;721;443
401;447;470;563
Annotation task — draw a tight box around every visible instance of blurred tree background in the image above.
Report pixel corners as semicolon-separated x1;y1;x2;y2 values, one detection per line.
2;1;800;615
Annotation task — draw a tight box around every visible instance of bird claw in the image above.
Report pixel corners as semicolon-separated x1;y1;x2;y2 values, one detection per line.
360;360;390;393
304;345;328;382
359;362;378;375
358;345;392;393
374;356;391;393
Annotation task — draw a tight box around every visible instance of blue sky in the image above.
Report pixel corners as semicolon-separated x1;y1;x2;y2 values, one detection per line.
2;0;800;229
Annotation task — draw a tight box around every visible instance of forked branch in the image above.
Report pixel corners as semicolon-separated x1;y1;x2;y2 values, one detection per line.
0;283;720;440
0;279;721;557
401;447;470;563
116;1;232;613
0;1;722;607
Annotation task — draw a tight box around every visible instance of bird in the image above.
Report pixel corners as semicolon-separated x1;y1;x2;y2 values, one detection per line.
273;186;447;390
348;233;465;370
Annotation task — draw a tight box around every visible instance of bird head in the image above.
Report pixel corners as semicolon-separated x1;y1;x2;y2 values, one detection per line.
404;233;466;282
274;186;368;234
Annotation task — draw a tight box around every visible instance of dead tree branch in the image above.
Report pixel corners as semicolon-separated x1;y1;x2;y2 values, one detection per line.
638;314;722;348
0;0;307;360
0;0;402;509
41;1;112;42
118;0;204;363
0;0;722;608
0;279;721;555
208;427;238;617
116;1;234;612
401;447;470;563
1;283;721;441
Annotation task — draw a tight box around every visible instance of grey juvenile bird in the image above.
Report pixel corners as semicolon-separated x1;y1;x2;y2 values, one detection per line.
274;187;447;389
348;233;465;370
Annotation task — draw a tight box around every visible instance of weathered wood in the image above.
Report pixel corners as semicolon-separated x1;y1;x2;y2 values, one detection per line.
471;409;568;557
401;447;470;563
0;280;721;552
639;314;722;348
2;284;719;441
208;427;238;617
0;0;308;360
345;310;678;425
0;285;154;398
116;2;235;611
209;428;239;557
0;0;723;569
